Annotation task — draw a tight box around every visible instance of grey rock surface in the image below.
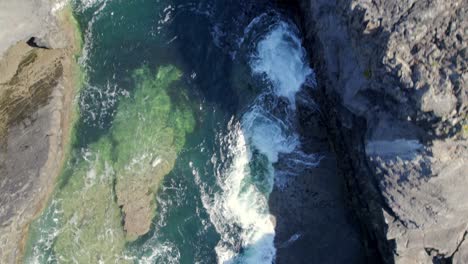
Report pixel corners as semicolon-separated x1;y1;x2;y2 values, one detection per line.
297;0;468;263
0;0;69;58
0;0;78;262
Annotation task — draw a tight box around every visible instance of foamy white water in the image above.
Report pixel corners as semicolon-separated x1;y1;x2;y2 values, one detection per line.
213;122;276;264
242;106;299;164
209;104;300;264
137;241;180;264
201;17;315;264
251;21;313;108
78;0;111;67
76;0;108;11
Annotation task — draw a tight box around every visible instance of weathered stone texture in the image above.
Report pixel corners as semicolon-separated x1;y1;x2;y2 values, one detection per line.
298;0;467;263
0;1;80;262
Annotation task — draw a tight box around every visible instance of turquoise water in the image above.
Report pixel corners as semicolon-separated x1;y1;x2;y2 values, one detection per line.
25;0;317;263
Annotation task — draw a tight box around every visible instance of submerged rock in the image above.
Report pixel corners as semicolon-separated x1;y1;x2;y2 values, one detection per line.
113;65;195;240
48;138;128;263
24;65;195;261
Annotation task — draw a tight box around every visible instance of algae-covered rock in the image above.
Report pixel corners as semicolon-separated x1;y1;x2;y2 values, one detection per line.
53;138;128;263
25;64;195;262
24;138;129;263
113;65;195;240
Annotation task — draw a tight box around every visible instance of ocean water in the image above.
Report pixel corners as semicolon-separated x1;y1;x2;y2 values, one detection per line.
24;0;317;263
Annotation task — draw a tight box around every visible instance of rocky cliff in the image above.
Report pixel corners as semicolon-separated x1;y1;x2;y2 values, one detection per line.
0;1;81;262
294;0;467;263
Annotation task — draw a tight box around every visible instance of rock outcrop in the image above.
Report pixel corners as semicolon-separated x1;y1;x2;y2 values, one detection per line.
112;66;195;240
294;0;467;263
0;1;81;262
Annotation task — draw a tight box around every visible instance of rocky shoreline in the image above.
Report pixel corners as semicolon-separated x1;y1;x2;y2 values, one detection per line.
275;0;467;263
0;0;466;263
0;1;81;262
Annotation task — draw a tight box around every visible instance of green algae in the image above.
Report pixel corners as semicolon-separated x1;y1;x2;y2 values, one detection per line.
54;137;128;263
113;65;195;240
24;65;195;262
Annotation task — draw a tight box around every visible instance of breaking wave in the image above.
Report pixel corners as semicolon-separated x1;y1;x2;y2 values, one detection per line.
196;15;317;264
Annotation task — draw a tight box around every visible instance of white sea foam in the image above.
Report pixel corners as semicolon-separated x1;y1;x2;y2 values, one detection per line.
137;242;181;264
29;199;62;264
205;17;316;264
212;122;276;264
76;0;107;11
242;106;299;164
250;21;313;108
207;102;303;264
79;81;126;128
78;0;110;67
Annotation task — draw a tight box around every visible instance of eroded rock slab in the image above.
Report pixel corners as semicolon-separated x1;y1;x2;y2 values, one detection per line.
0;2;81;262
112;66;195;240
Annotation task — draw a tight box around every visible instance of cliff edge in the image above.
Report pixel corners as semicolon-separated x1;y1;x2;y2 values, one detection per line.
0;1;81;262
296;0;467;263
